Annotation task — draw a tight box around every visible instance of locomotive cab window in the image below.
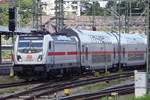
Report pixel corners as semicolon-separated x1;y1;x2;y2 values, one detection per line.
18;41;43;53
31;42;42;47
18;42;29;48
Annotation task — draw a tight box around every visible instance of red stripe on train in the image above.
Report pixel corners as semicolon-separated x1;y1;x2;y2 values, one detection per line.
127;51;146;54
48;51;146;56
48;51;114;56
67;52;78;55
48;52;65;56
90;51;113;54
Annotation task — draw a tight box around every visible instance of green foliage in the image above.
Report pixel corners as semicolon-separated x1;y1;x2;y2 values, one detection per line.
133;95;150;100
0;5;8;26
15;0;32;26
2;51;11;59
106;1;145;16
15;0;32;9
126;95;150;100
0;0;32;26
81;2;110;16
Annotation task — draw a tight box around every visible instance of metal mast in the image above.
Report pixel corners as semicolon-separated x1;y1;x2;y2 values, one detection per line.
55;0;64;32
111;1;117;32
32;0;42;30
146;0;150;94
92;1;96;31
118;0;121;71
125;1;129;33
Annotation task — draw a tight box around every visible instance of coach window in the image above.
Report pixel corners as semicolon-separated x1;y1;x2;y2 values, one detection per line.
123;48;125;58
113;48;115;59
49;42;51;49
86;47;88;60
82;45;85;62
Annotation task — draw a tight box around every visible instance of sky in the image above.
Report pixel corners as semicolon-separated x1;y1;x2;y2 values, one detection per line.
99;1;108;8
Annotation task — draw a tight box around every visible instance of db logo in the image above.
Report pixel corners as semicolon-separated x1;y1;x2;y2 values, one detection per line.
26;55;32;59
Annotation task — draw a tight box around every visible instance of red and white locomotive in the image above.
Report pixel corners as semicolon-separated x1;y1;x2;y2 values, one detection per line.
13;28;146;79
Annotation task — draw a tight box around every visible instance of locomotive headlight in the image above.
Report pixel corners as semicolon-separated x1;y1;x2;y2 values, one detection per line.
17;55;22;62
18;57;22;62
37;55;42;62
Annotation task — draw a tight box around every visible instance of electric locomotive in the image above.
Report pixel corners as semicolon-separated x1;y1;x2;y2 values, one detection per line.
13;28;147;79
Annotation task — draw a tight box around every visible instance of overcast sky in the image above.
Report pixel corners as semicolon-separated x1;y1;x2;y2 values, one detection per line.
99;1;108;7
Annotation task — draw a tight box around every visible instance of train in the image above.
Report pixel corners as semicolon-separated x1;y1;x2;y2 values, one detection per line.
13;28;147;80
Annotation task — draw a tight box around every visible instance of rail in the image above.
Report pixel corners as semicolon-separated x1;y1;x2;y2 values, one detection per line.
0;71;134;100
61;83;134;100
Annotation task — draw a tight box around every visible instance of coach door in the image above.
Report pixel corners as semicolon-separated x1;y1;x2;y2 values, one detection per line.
82;45;88;64
85;46;88;62
47;41;53;64
122;46;126;63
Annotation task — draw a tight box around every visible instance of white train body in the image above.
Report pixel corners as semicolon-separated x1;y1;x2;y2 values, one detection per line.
13;28;147;78
120;34;146;67
69;29;118;70
14;35;47;65
14;34;80;77
46;35;80;69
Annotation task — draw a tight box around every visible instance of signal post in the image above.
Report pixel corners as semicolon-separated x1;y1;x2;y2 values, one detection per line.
8;0;16;77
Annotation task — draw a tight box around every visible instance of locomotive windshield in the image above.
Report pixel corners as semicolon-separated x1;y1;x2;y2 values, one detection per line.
18;42;43;48
18;42;29;47
18;36;43;53
18;41;43;53
31;42;43;47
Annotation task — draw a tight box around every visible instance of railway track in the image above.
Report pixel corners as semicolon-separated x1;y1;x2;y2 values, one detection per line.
61;83;134;100
0;81;43;89
0;71;134;100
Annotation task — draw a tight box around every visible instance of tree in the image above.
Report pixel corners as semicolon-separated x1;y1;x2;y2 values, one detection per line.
0;5;8;26
15;0;32;26
106;1;145;16
106;1;115;9
0;0;32;26
81;2;106;16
